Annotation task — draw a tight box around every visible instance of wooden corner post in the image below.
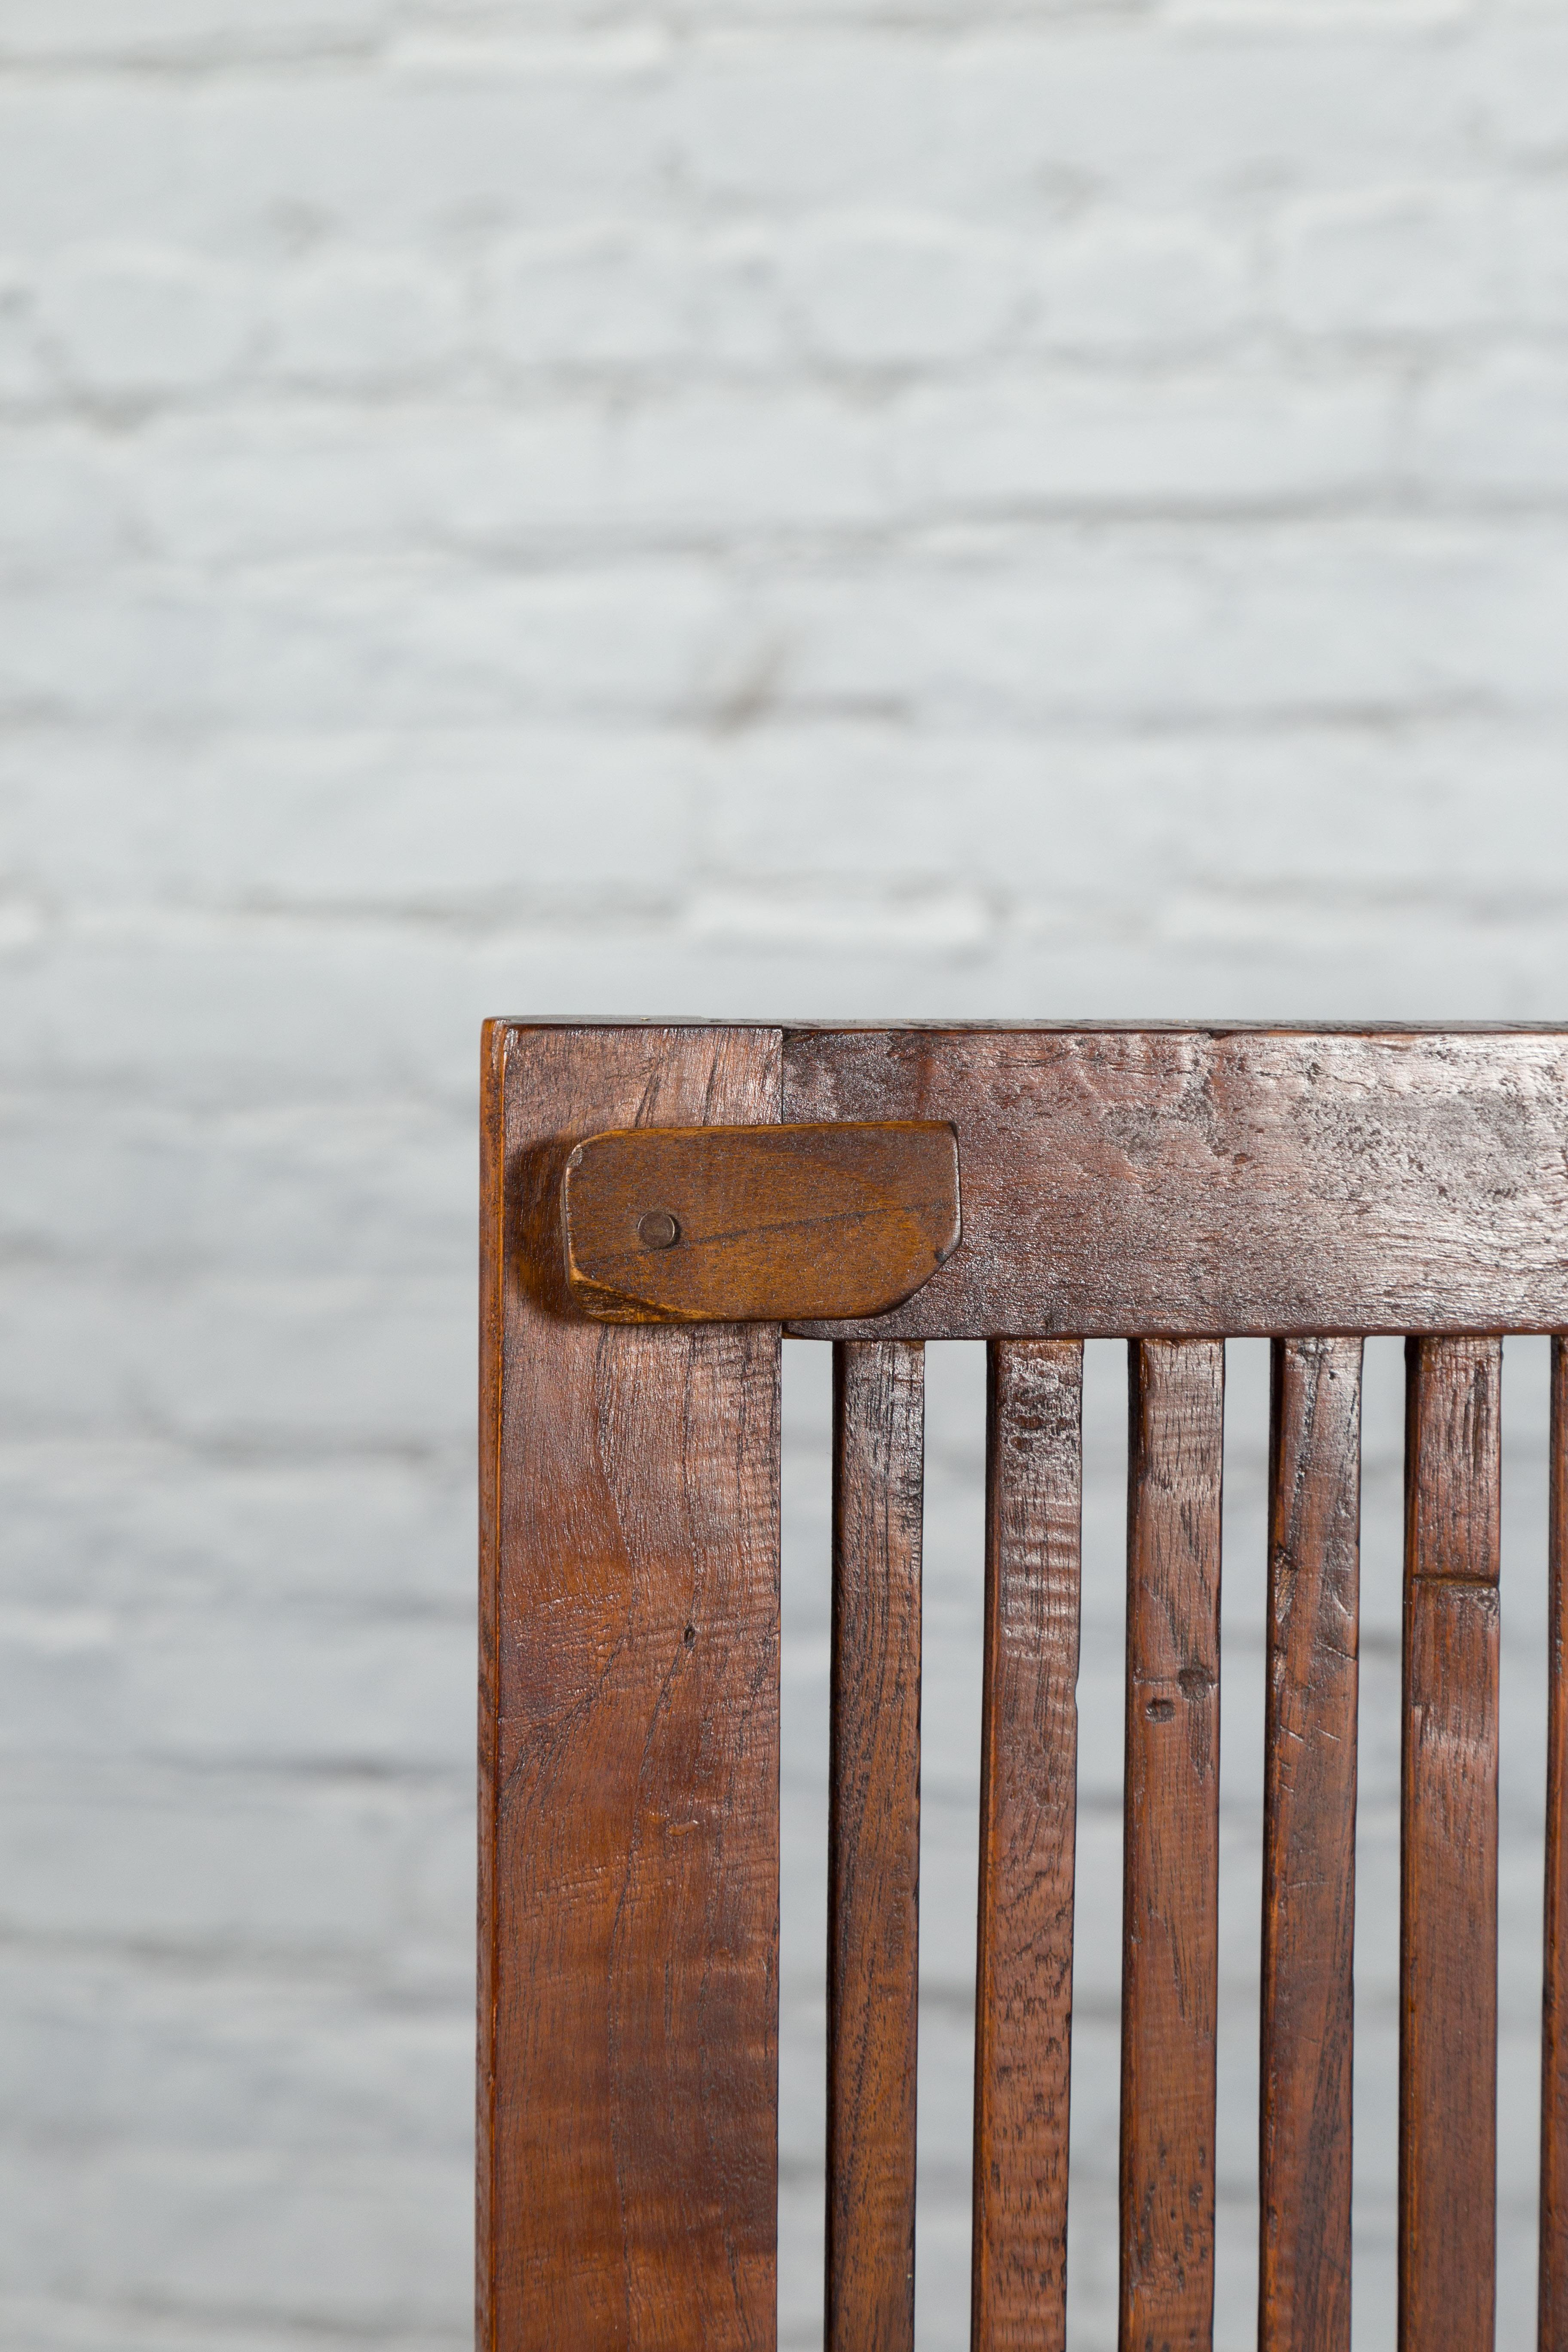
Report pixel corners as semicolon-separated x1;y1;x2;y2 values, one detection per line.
478;1022;784;2352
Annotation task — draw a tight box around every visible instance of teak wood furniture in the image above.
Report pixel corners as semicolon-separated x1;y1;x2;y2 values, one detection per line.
479;1019;1568;2352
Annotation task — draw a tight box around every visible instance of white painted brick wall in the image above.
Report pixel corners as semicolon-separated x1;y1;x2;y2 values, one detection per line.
1;0;1566;2344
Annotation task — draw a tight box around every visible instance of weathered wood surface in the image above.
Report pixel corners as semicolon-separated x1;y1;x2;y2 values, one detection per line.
1260;1338;1362;2352
481;1017;1568;2352
1546;1340;1568;2348
1121;1340;1225;2351
1400;1336;1501;2352
479;1021;783;2352
828;1340;924;2352
972;1339;1083;2352
784;1028;1568;1338
562;1119;960;1322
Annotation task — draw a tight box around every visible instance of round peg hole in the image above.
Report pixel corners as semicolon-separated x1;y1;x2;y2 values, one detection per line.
637;1208;681;1250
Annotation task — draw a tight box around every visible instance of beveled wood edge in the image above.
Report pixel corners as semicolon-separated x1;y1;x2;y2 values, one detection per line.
476;1018;510;2352
487;1017;1568;1036
796;1324;1564;1340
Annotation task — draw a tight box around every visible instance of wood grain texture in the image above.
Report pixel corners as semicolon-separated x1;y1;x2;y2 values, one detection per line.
1400;1335;1501;2352
562;1119;960;1322
972;1339;1083;2352
784;1028;1568;1339
1260;1338;1362;2352
478;1021;783;2352
828;1340;924;2352
1121;1340;1224;2352
1545;1339;1568;2349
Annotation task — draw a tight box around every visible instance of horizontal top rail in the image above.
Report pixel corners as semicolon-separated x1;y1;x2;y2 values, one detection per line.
782;1027;1568;1339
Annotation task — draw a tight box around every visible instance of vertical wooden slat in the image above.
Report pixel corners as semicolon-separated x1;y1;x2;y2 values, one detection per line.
972;1339;1084;2352
479;1022;783;2352
1544;1338;1568;2346
1400;1334;1501;2352
1120;1338;1225;2352
828;1338;924;2352
1260;1337;1362;2352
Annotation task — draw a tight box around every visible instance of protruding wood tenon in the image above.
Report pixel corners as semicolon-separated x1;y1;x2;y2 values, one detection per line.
562;1120;961;1323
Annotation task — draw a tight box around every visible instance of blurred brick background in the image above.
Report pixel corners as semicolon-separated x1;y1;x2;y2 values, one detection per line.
1;0;1567;2345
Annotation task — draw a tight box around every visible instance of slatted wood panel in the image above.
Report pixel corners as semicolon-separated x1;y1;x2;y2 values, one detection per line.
971;1340;1083;2352
1260;1338;1362;2352
827;1340;924;2352
1400;1335;1501;2352
1121;1339;1225;2351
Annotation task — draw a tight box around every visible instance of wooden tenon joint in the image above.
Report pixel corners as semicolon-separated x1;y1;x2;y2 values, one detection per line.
561;1119;961;1323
